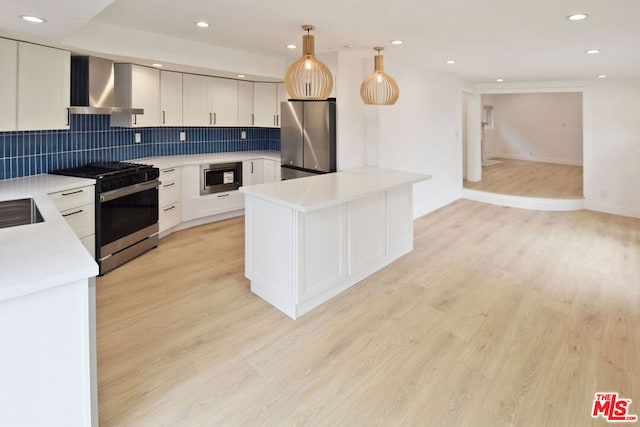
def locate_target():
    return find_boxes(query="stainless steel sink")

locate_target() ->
[0,198,45,229]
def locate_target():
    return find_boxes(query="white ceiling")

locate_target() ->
[1,0,640,83]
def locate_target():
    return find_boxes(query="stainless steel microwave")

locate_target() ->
[200,162,243,195]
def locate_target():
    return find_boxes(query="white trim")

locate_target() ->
[462,189,585,211]
[585,200,640,219]
[490,153,583,166]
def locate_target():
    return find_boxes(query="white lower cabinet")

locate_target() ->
[243,158,279,186]
[48,184,95,257]
[159,166,182,233]
[192,191,244,218]
[180,164,244,222]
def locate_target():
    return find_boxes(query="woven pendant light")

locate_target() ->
[360,47,399,105]
[284,25,334,100]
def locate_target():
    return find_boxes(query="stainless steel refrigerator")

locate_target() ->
[280,99,337,180]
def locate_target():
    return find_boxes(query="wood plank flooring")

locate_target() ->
[97,201,639,426]
[463,158,583,198]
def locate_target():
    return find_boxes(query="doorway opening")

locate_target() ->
[464,91,584,199]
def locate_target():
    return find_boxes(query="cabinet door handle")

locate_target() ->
[163,182,176,188]
[277,115,280,126]
[273,115,276,126]
[209,112,213,125]
[133,114,137,125]
[63,209,84,217]
[61,189,84,196]
[214,112,217,125]
[162,110,166,125]
[163,168,175,173]
[66,108,70,126]
[251,161,254,173]
[251,113,254,126]
[163,205,176,212]
[217,193,230,198]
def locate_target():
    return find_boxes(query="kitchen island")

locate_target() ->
[240,166,431,319]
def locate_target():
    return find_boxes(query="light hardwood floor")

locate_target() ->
[97,201,639,426]
[463,158,583,198]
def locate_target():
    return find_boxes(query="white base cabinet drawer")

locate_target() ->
[60,203,95,240]
[159,180,180,206]
[159,167,180,183]
[192,191,244,219]
[48,185,94,212]
[159,202,181,232]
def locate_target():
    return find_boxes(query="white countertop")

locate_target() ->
[0,175,98,302]
[135,151,280,169]
[239,166,431,212]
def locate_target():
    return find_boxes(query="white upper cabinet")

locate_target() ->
[210,77,238,127]
[238,80,254,126]
[17,42,70,131]
[182,74,211,126]
[112,64,161,127]
[253,82,278,128]
[183,75,239,126]
[160,70,183,126]
[0,38,17,131]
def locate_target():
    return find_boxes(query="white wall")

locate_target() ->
[335,51,368,170]
[364,60,467,218]
[585,78,640,217]
[482,92,583,165]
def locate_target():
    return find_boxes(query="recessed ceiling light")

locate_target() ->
[567,13,588,21]
[391,40,403,45]
[286,44,297,49]
[586,49,600,54]
[496,78,504,82]
[597,74,608,79]
[237,74,246,78]
[446,60,456,64]
[20,15,46,23]
[152,63,163,68]
[195,21,210,28]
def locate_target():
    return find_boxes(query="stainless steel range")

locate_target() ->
[52,162,160,274]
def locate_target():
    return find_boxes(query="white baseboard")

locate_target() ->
[585,200,640,219]
[462,189,585,211]
[488,153,583,166]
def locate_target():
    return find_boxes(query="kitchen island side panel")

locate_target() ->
[245,196,297,318]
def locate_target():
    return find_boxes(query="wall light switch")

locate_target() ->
[135,133,141,144]
[241,131,247,140]
[180,131,186,141]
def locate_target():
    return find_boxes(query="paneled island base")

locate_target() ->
[240,167,431,319]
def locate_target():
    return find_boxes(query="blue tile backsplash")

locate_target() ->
[0,115,281,180]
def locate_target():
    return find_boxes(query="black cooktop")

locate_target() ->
[51,161,160,192]
[51,162,154,179]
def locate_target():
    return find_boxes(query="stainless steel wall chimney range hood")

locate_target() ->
[69,56,144,115]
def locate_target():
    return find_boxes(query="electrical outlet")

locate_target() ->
[179,131,186,141]
[241,131,247,140]
[135,133,141,144]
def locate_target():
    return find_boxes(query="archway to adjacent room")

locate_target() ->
[463,90,584,199]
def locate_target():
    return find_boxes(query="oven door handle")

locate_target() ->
[100,179,160,203]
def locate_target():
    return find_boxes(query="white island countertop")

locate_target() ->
[0,175,99,302]
[239,166,431,212]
